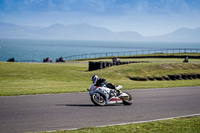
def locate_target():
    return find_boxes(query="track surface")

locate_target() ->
[0,86,200,133]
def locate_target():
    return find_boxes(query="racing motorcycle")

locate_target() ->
[87,84,133,106]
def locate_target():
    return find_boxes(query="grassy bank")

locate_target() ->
[39,115,200,133]
[0,61,200,96]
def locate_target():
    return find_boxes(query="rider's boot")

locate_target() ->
[115,86,122,96]
[116,90,122,96]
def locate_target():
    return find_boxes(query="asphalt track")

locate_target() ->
[0,86,200,133]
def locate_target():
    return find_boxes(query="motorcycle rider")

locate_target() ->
[91,75,122,95]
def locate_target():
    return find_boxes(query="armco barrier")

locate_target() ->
[64,48,200,61]
[88,61,149,71]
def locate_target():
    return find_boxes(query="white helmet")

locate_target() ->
[91,75,99,84]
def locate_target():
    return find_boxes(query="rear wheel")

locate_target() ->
[121,92,133,105]
[91,93,106,106]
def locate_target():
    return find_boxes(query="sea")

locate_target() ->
[0,39,200,62]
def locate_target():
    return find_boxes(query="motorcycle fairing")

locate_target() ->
[89,84,126,104]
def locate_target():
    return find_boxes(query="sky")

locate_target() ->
[0,0,200,36]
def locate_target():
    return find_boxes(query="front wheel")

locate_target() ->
[121,92,133,105]
[91,93,106,106]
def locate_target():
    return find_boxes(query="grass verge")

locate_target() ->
[0,60,200,96]
[39,115,200,133]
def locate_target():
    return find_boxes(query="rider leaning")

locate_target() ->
[91,75,121,95]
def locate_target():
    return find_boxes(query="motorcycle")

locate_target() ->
[87,84,133,106]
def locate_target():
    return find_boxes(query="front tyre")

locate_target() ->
[121,92,133,105]
[91,93,106,106]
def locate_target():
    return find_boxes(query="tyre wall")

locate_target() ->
[88,61,149,71]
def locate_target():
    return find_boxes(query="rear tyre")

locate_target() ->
[121,92,133,105]
[91,93,106,106]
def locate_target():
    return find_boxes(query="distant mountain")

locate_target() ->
[162,27,200,42]
[146,27,200,42]
[36,23,143,40]
[0,22,200,42]
[0,22,143,40]
[0,22,42,39]
[0,22,142,40]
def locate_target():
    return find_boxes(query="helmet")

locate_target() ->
[91,75,99,84]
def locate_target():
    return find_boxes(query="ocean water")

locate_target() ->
[0,39,200,62]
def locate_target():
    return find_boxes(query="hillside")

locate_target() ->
[0,22,143,41]
[0,22,200,42]
[0,61,200,96]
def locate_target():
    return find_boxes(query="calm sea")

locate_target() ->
[0,39,200,62]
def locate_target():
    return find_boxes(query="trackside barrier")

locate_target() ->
[64,48,200,61]
[89,61,149,71]
[129,73,200,81]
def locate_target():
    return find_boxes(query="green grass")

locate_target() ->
[39,115,200,133]
[0,62,91,96]
[0,61,200,96]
